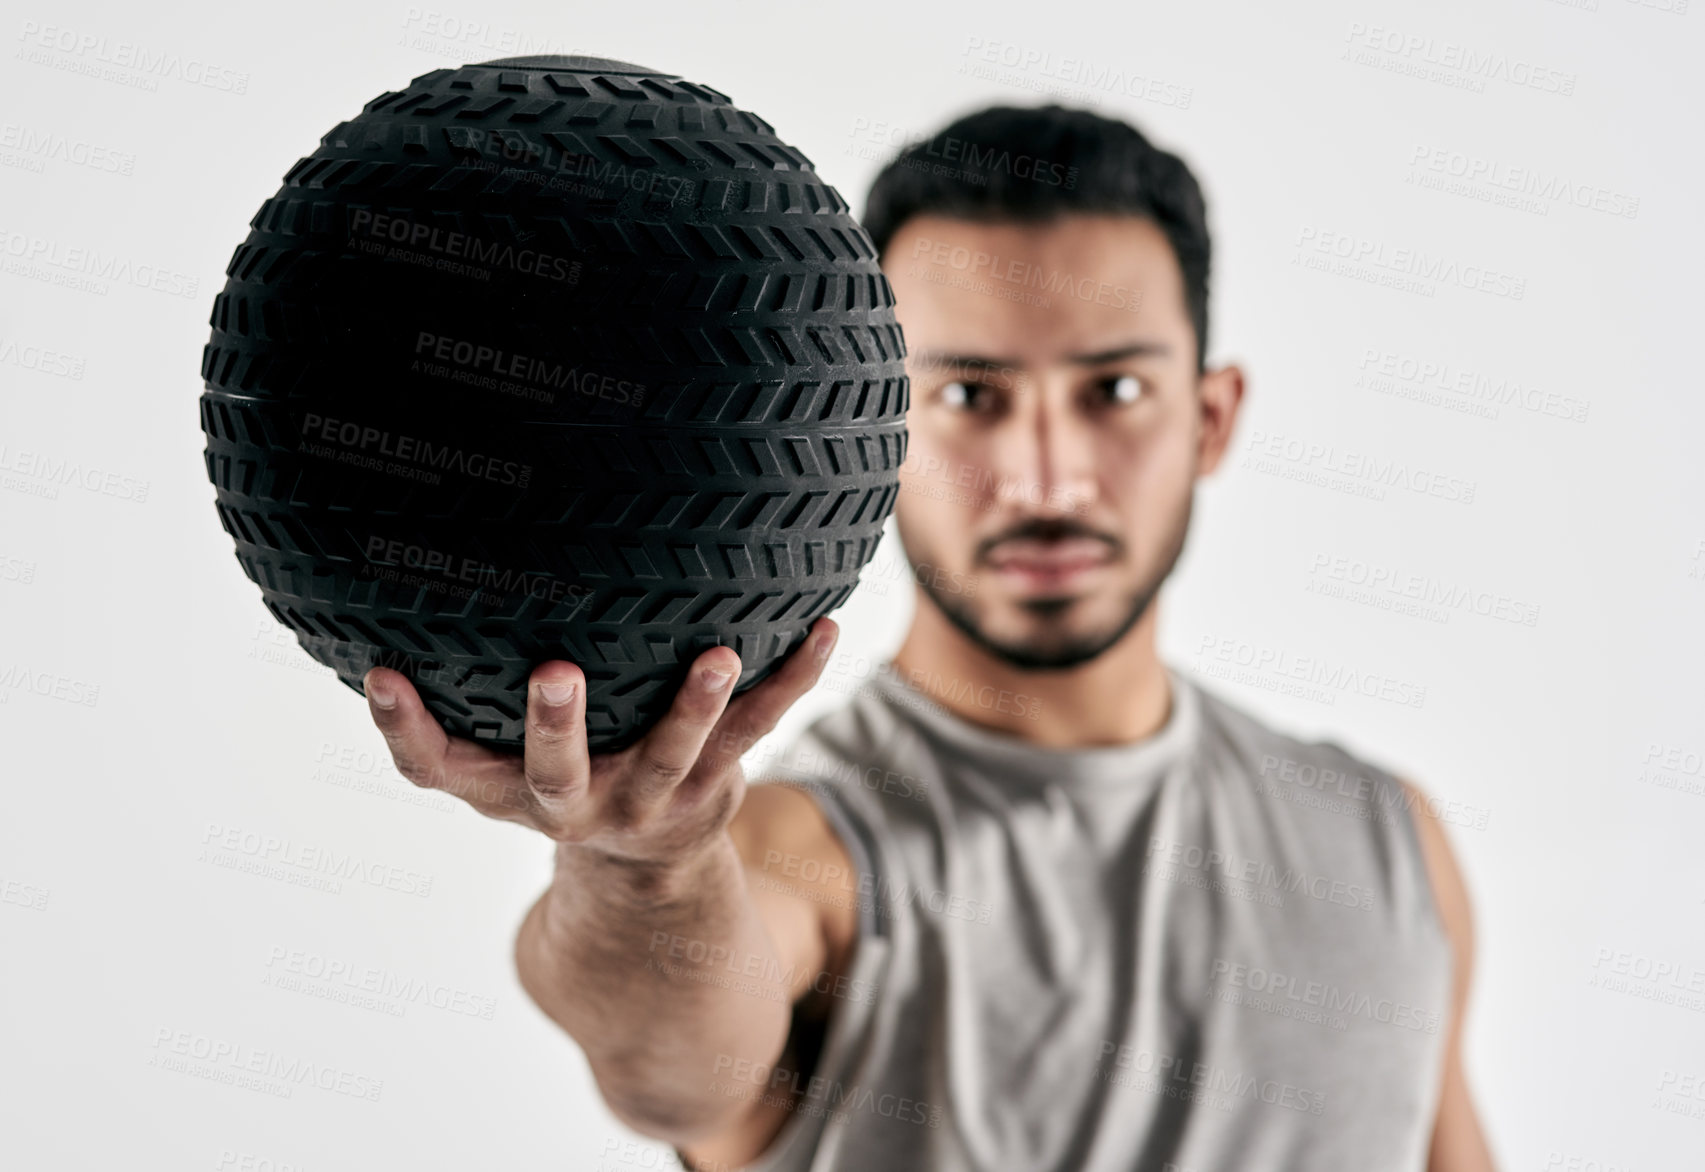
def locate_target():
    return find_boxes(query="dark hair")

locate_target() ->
[861,103,1212,373]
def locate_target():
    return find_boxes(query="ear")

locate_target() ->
[1194,362,1246,478]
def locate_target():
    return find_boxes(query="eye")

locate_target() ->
[1100,374,1145,405]
[940,379,994,411]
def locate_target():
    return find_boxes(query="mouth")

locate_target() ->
[985,537,1113,592]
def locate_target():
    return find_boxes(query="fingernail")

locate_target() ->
[815,628,838,662]
[537,680,577,706]
[368,678,396,710]
[700,665,735,691]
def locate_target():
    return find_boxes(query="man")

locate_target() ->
[363,103,1496,1170]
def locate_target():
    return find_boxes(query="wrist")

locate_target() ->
[548,833,739,924]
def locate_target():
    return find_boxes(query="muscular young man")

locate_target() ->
[364,103,1496,1171]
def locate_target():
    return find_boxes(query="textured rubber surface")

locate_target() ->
[201,54,908,751]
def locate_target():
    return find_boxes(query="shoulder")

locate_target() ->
[1186,673,1410,816]
[729,779,862,976]
[1393,781,1496,1163]
[728,776,841,858]
[1393,775,1476,989]
[749,679,934,833]
[1184,674,1459,927]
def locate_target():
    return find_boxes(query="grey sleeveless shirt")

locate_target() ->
[735,660,1453,1172]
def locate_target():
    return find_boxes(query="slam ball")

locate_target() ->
[200,54,908,751]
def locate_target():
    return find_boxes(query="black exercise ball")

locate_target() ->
[200,54,908,752]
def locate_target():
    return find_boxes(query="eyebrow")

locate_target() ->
[910,341,1171,372]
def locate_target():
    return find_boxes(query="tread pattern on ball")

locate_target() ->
[201,57,907,750]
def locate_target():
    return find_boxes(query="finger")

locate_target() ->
[621,645,743,808]
[419,742,539,821]
[705,618,839,769]
[365,667,453,782]
[523,660,590,805]
[365,667,525,813]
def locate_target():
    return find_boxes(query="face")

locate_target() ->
[883,213,1242,672]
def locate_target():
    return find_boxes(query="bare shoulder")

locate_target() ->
[728,776,844,859]
[1395,776,1475,972]
[728,778,861,980]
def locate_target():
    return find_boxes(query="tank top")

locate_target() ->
[729,659,1454,1172]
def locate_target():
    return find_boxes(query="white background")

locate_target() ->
[2,0,1702,1168]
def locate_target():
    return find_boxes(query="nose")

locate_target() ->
[993,375,1099,517]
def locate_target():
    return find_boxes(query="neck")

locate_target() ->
[885,588,1172,750]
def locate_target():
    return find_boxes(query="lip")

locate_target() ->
[986,538,1112,591]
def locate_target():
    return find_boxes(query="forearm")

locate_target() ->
[515,833,795,1142]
